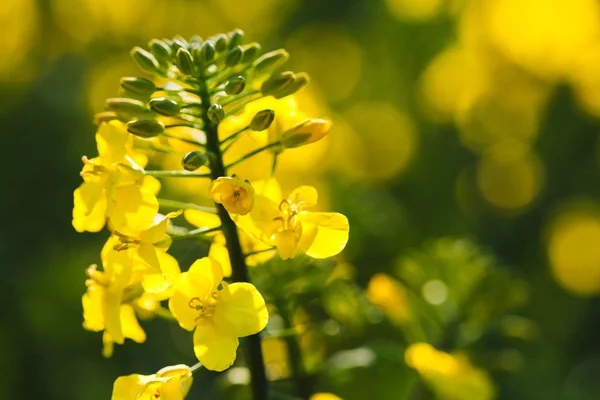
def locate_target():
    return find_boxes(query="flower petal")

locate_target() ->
[184,210,221,230]
[96,121,129,164]
[193,319,239,372]
[121,304,146,343]
[213,282,269,338]
[298,212,349,258]
[72,181,107,233]
[111,373,152,400]
[137,243,161,272]
[109,184,158,235]
[168,272,203,332]
[142,252,180,299]
[288,186,318,209]
[208,240,233,278]
[82,284,104,332]
[188,257,223,294]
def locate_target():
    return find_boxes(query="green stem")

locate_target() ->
[221,126,249,145]
[172,225,222,241]
[220,89,260,107]
[244,247,276,258]
[279,304,312,399]
[198,75,269,400]
[160,131,205,147]
[226,142,281,170]
[190,361,204,374]
[158,198,217,214]
[225,94,264,117]
[144,170,211,178]
[154,306,177,321]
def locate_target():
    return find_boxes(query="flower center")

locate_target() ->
[112,231,141,251]
[188,292,219,321]
[273,199,301,232]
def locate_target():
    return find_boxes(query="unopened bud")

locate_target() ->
[148,39,172,66]
[105,98,153,119]
[207,104,225,124]
[120,77,156,96]
[228,29,245,49]
[94,111,120,125]
[127,119,165,138]
[280,119,331,148]
[253,49,289,78]
[130,47,161,75]
[181,151,207,171]
[171,36,189,52]
[189,35,203,49]
[149,97,181,116]
[214,34,228,52]
[274,72,309,99]
[225,46,243,67]
[250,110,275,131]
[224,76,246,95]
[260,71,295,96]
[241,43,261,65]
[201,41,215,62]
[176,48,195,75]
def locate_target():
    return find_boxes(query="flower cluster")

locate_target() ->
[73,30,349,398]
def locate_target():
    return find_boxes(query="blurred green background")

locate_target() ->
[2,0,600,399]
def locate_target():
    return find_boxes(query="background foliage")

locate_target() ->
[2,0,600,399]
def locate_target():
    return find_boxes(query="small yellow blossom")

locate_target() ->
[209,176,255,215]
[111,364,193,400]
[236,183,349,260]
[112,211,182,272]
[169,257,268,371]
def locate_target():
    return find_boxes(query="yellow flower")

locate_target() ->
[280,118,332,149]
[72,121,159,233]
[112,211,182,272]
[112,364,193,400]
[168,257,268,371]
[236,183,349,260]
[405,343,496,400]
[310,394,343,400]
[209,176,255,215]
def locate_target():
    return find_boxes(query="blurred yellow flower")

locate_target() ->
[168,258,268,371]
[405,343,495,400]
[367,273,412,326]
[112,364,193,400]
[236,183,349,260]
[209,176,255,215]
[310,394,343,400]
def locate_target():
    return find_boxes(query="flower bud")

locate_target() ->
[127,119,165,138]
[209,176,254,215]
[149,97,181,116]
[241,43,261,65]
[274,72,309,99]
[171,36,189,52]
[214,34,228,52]
[228,29,245,49]
[130,47,161,75]
[224,76,246,95]
[253,49,289,78]
[260,71,295,96]
[148,39,172,66]
[280,119,331,148]
[200,41,215,62]
[120,77,156,96]
[181,151,207,171]
[189,35,203,49]
[250,110,275,131]
[207,104,225,124]
[225,46,243,67]
[176,48,195,75]
[105,98,154,119]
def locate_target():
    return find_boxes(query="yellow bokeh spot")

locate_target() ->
[286,24,362,103]
[476,145,543,211]
[385,0,445,22]
[337,102,417,181]
[261,337,290,381]
[0,0,38,82]
[367,273,411,325]
[483,0,600,79]
[547,205,600,297]
[310,394,343,400]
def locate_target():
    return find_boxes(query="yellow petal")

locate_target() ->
[184,209,222,230]
[96,121,129,164]
[72,181,107,233]
[159,376,185,400]
[102,285,124,344]
[137,243,161,272]
[288,186,318,209]
[82,284,104,332]
[208,241,233,278]
[143,175,161,196]
[213,282,269,338]
[240,229,276,266]
[252,177,282,203]
[235,194,280,243]
[275,229,300,260]
[169,273,202,331]
[209,176,255,215]
[187,257,223,294]
[193,319,239,372]
[298,212,349,258]
[109,184,158,235]
[111,373,153,400]
[142,252,180,299]
[121,304,146,343]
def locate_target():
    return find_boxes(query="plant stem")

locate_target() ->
[171,225,222,241]
[226,142,281,170]
[160,131,205,147]
[244,247,276,258]
[190,361,204,374]
[144,170,211,178]
[279,303,312,399]
[197,75,269,400]
[158,198,217,214]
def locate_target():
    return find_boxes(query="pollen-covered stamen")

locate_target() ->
[112,231,142,251]
[80,156,110,177]
[188,294,218,321]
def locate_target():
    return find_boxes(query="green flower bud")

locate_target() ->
[93,111,120,125]
[105,98,154,119]
[260,71,295,96]
[201,41,215,62]
[171,36,189,52]
[189,35,203,49]
[120,77,156,96]
[149,97,181,116]
[224,76,246,95]
[181,151,207,171]
[225,46,243,67]
[274,72,309,99]
[214,34,228,52]
[228,29,245,49]
[241,43,261,65]
[207,104,225,124]
[176,48,195,75]
[250,110,275,131]
[253,49,289,78]
[148,39,172,66]
[280,119,331,148]
[127,119,165,138]
[130,47,161,75]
